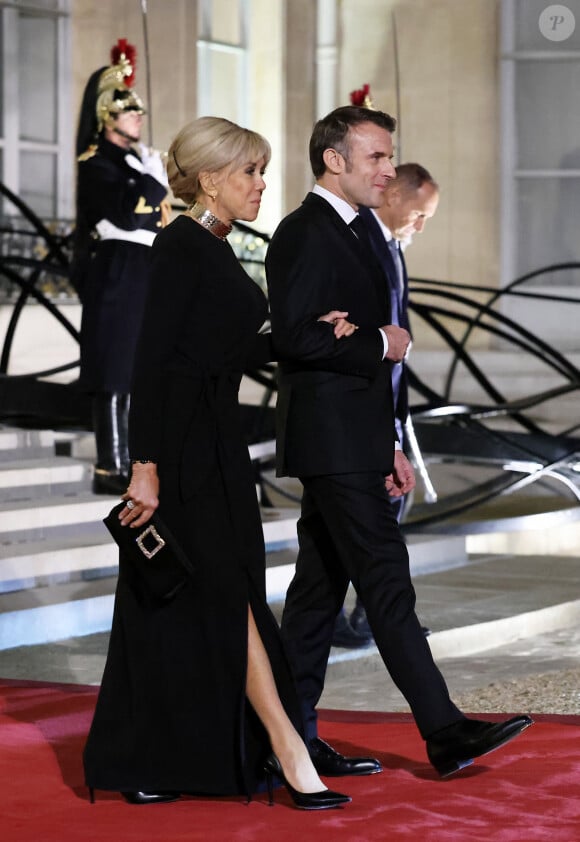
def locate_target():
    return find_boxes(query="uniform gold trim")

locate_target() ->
[135,196,153,214]
[78,144,98,163]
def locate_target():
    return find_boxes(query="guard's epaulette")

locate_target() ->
[77,144,98,162]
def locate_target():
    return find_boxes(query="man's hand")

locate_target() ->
[384,450,415,497]
[381,325,411,362]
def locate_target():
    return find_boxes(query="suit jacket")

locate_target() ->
[266,192,396,478]
[359,205,410,428]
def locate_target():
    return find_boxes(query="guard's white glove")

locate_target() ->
[137,144,168,187]
[125,152,146,174]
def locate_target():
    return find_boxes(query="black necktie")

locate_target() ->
[349,214,369,245]
[349,214,388,313]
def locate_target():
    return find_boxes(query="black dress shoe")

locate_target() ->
[426,715,534,777]
[264,754,351,810]
[350,604,431,639]
[92,469,129,495]
[121,790,181,805]
[309,737,382,777]
[332,611,373,649]
[349,604,373,641]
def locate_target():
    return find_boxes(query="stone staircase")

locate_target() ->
[0,423,468,651]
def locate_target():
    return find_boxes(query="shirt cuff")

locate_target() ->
[379,328,389,359]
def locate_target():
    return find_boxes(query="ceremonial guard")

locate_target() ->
[73,40,169,494]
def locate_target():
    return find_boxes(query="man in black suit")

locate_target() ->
[339,163,440,645]
[266,105,532,778]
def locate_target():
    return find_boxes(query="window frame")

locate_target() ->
[500,0,580,287]
[0,0,72,220]
[196,0,249,125]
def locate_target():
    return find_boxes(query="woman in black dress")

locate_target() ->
[83,117,352,810]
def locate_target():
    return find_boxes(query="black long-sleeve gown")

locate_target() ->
[83,215,301,797]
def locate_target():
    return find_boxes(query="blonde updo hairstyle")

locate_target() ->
[167,116,271,206]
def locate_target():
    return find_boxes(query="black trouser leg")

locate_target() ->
[284,472,463,740]
[92,392,130,495]
[351,493,405,623]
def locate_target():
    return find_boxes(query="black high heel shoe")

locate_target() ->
[88,787,180,805]
[263,754,351,810]
[122,791,181,805]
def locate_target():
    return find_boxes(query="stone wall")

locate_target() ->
[339,0,499,292]
[70,0,503,351]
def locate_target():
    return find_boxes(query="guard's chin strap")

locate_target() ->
[112,126,140,144]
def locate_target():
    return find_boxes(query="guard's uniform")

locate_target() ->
[77,138,166,393]
[73,39,169,494]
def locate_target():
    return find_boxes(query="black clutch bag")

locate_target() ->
[103,502,195,602]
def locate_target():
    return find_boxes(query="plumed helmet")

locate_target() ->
[349,83,375,110]
[76,39,146,157]
[96,39,145,130]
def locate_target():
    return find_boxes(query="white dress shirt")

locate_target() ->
[311,186,389,358]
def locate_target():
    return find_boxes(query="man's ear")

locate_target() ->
[322,147,345,175]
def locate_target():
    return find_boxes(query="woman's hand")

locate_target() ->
[119,462,160,528]
[318,309,359,339]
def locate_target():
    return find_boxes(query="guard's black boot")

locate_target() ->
[116,392,131,478]
[92,392,130,495]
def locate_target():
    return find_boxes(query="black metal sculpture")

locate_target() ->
[405,267,580,532]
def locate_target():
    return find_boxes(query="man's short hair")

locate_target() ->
[394,162,439,193]
[309,105,397,178]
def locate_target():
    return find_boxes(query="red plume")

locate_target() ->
[350,84,371,107]
[111,38,137,87]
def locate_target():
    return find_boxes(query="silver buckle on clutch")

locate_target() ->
[136,525,166,559]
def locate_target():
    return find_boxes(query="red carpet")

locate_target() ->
[2,679,580,842]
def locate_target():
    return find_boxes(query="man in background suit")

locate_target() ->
[266,105,532,779]
[335,163,440,646]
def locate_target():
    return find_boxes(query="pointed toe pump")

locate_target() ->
[263,754,351,810]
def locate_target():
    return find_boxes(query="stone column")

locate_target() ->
[283,0,317,214]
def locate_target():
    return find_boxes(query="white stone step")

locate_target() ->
[0,495,298,543]
[0,486,466,587]
[0,528,117,593]
[0,531,467,649]
[0,492,116,538]
[262,533,467,604]
[0,500,301,589]
[0,457,90,492]
[0,577,116,650]
[0,426,55,462]
[261,506,299,548]
[0,421,469,651]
